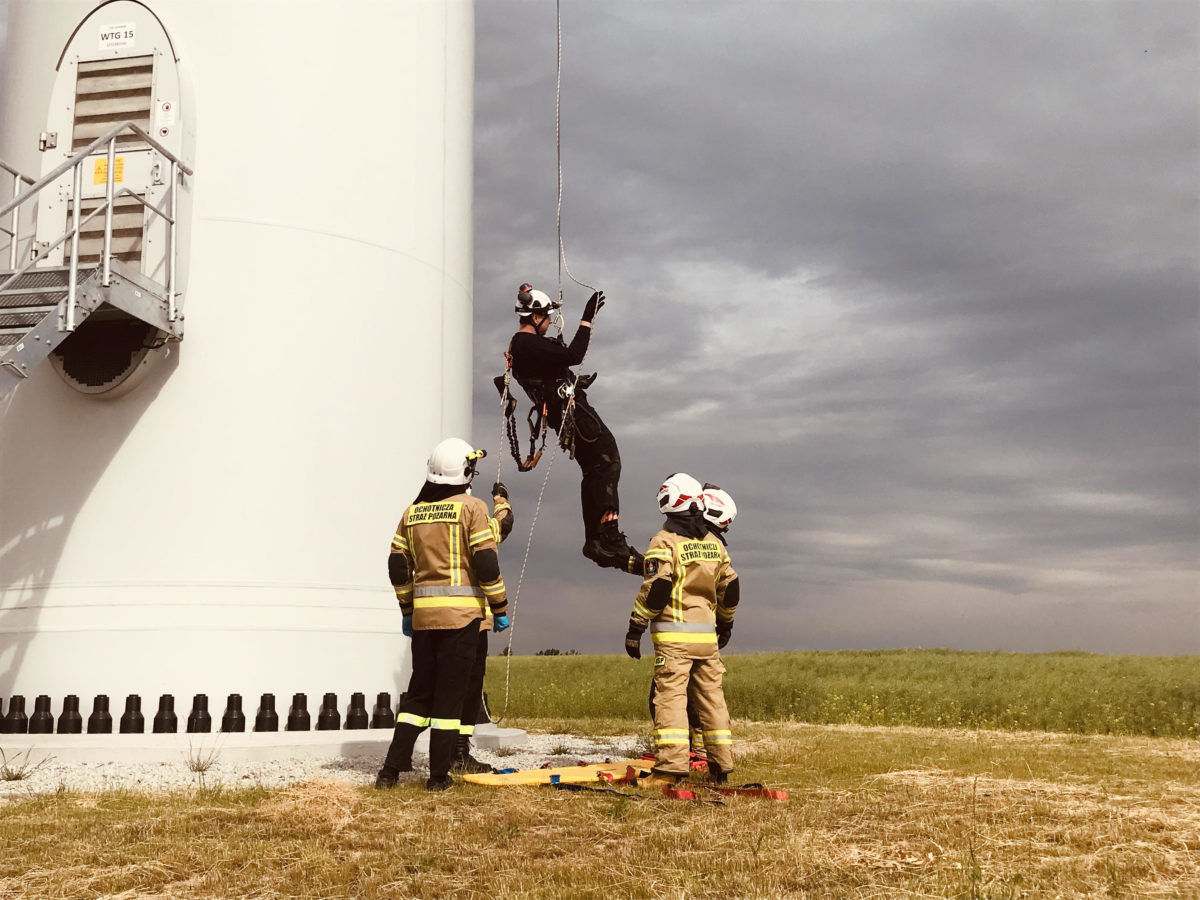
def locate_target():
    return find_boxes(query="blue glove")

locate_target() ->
[402,615,413,638]
[493,614,511,633]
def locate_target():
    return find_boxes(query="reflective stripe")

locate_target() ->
[651,632,718,644]
[650,621,715,633]
[458,724,475,735]
[468,529,493,546]
[414,597,487,610]
[450,524,461,586]
[633,601,654,621]
[397,712,429,727]
[394,585,413,598]
[391,535,408,550]
[413,585,484,598]
[430,717,460,732]
[654,736,689,745]
[654,728,688,738]
[481,581,506,596]
[645,549,671,561]
[703,730,731,739]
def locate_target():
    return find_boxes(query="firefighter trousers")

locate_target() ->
[650,650,732,776]
[457,627,490,733]
[648,679,705,755]
[383,620,481,780]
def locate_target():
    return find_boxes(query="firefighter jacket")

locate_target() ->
[629,526,738,659]
[390,492,508,631]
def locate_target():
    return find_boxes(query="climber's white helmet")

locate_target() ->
[657,472,704,516]
[426,438,486,485]
[515,284,561,318]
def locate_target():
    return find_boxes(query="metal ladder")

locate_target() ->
[0,121,193,399]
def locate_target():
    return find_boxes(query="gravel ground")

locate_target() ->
[0,733,646,799]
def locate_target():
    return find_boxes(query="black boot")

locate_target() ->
[706,764,729,785]
[375,767,400,789]
[582,528,634,571]
[451,734,492,774]
[426,774,453,792]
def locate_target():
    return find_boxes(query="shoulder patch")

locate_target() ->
[644,558,660,577]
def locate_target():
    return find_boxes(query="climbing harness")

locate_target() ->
[498,357,551,473]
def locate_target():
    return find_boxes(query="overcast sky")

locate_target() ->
[471,1,1199,657]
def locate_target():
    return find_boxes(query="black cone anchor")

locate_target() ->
[87,695,112,734]
[255,694,279,732]
[371,692,395,729]
[345,692,368,729]
[187,694,212,733]
[58,695,83,734]
[153,695,178,733]
[222,694,246,732]
[316,693,340,730]
[3,695,28,734]
[119,695,145,734]
[30,695,54,734]
[287,693,310,731]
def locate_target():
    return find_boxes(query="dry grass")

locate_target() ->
[0,721,1196,898]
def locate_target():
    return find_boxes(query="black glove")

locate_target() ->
[581,290,605,324]
[717,624,732,650]
[624,627,642,660]
[492,482,508,500]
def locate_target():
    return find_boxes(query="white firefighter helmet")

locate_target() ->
[514,283,561,318]
[701,487,737,530]
[426,438,486,485]
[657,472,704,515]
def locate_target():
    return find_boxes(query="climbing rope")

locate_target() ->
[494,440,560,724]
[555,0,597,303]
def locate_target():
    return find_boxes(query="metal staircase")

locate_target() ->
[0,121,192,399]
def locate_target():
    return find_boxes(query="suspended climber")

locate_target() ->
[496,284,642,574]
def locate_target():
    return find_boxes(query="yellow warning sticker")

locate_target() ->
[92,157,125,185]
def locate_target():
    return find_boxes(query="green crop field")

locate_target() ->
[485,648,1200,737]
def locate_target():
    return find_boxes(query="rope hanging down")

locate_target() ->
[493,442,559,724]
[555,0,597,303]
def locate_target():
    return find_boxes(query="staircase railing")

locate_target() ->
[0,121,194,331]
[0,160,35,272]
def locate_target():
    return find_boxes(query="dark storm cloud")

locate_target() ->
[472,1,1199,656]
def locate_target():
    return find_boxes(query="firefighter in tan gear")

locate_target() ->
[377,438,509,792]
[625,473,740,788]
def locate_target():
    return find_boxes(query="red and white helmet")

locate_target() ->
[657,472,703,515]
[701,487,737,530]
